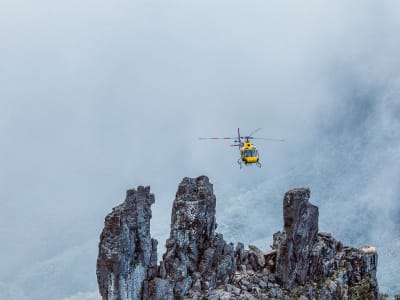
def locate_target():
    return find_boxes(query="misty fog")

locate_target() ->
[1,1,399,299]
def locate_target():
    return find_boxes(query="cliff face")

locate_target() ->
[97,176,380,300]
[271,188,379,299]
[274,188,319,289]
[96,186,158,300]
[161,176,236,296]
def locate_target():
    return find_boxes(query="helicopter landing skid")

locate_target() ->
[237,159,243,169]
[237,160,261,168]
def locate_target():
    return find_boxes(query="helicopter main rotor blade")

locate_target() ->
[247,128,262,137]
[250,137,285,142]
[199,137,235,140]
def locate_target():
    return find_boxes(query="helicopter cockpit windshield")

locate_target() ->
[243,149,258,157]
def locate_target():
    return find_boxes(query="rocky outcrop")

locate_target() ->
[96,176,381,300]
[270,188,379,299]
[274,188,319,289]
[161,176,236,296]
[96,186,158,300]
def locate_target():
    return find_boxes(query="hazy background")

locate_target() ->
[1,1,399,299]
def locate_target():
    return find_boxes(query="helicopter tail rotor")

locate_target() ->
[234,128,242,152]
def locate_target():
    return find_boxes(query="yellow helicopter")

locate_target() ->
[199,128,284,168]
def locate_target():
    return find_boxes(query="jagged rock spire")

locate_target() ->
[96,178,381,300]
[96,186,157,300]
[161,176,236,296]
[274,188,319,288]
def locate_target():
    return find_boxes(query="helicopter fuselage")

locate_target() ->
[240,141,259,164]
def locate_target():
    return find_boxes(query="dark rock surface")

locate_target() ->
[162,176,236,296]
[96,176,381,299]
[274,188,319,288]
[96,186,157,300]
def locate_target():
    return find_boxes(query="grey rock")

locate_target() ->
[247,245,265,271]
[192,278,201,292]
[274,188,318,289]
[162,176,236,295]
[96,186,157,300]
[96,179,381,300]
[148,278,173,300]
[259,280,268,289]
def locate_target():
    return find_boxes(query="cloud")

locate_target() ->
[14,240,98,300]
[60,291,100,300]
[0,282,29,300]
[1,0,399,297]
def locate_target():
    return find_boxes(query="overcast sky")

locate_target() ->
[1,1,399,299]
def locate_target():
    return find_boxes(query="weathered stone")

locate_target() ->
[96,186,157,300]
[274,188,319,289]
[162,176,236,295]
[248,245,265,271]
[96,179,381,300]
[148,278,174,300]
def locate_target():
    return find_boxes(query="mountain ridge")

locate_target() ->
[96,175,381,299]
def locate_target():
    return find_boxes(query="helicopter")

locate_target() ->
[199,128,284,168]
